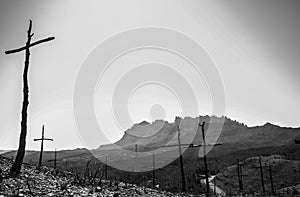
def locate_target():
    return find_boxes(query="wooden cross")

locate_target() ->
[47,149,57,169]
[252,156,268,193]
[34,125,53,166]
[236,159,249,192]
[163,118,222,196]
[223,160,249,193]
[198,121,222,197]
[199,121,210,196]
[5,20,55,174]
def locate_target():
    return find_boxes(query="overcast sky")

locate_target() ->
[0,0,300,150]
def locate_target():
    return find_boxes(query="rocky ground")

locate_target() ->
[0,156,193,197]
[216,155,300,196]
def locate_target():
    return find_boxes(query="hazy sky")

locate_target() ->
[0,0,299,150]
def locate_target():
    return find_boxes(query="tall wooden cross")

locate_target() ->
[198,121,222,197]
[5,20,55,174]
[34,125,54,166]
[199,122,209,195]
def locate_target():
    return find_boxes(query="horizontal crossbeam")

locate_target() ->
[252,165,268,169]
[5,37,55,54]
[162,142,222,148]
[34,138,53,141]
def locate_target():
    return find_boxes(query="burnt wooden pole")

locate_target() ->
[200,122,210,196]
[34,125,54,166]
[54,149,57,169]
[259,156,266,192]
[105,155,108,179]
[237,159,248,192]
[269,165,275,195]
[135,144,140,185]
[237,159,242,192]
[5,20,55,174]
[175,117,186,193]
[152,153,156,189]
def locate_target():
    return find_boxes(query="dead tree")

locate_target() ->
[5,20,55,174]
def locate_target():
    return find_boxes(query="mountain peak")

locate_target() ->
[263,122,277,127]
[138,120,150,126]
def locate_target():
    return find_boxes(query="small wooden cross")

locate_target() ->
[252,156,268,193]
[34,125,53,166]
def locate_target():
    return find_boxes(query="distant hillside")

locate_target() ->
[0,150,10,155]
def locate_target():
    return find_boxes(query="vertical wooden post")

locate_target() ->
[237,159,242,192]
[200,122,209,196]
[34,125,53,166]
[135,144,139,185]
[269,165,275,195]
[175,117,186,193]
[8,20,33,174]
[152,153,156,189]
[39,125,44,166]
[259,156,266,192]
[105,155,108,179]
[54,149,57,169]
